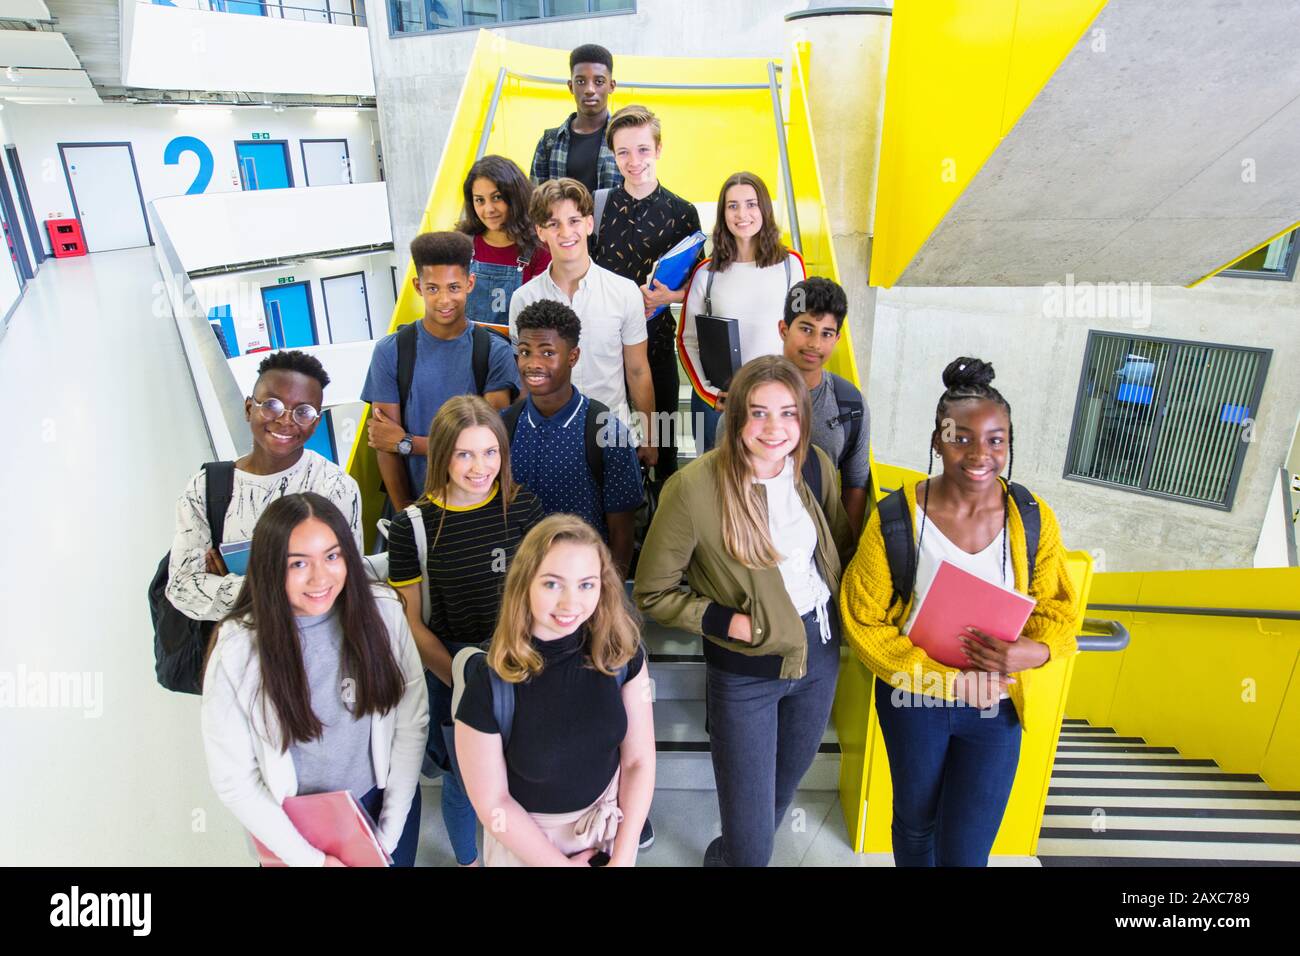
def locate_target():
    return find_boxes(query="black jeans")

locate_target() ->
[704,604,841,867]
[645,311,679,481]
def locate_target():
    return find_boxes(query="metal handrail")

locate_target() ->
[502,70,772,91]
[1077,617,1130,652]
[476,67,508,161]
[767,61,801,255]
[1088,603,1300,622]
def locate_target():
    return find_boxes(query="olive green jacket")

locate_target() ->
[633,447,856,680]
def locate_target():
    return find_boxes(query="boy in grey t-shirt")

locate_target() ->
[779,278,871,536]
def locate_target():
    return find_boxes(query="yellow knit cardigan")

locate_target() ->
[838,478,1080,731]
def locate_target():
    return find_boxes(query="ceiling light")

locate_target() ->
[5,67,19,83]
[273,102,285,113]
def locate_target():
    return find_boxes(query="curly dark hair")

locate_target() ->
[410,231,472,274]
[515,298,582,349]
[570,43,613,74]
[256,349,330,390]
[783,277,847,330]
[455,155,539,259]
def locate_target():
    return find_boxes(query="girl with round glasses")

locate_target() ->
[166,351,364,624]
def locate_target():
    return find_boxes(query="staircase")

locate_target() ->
[1038,719,1300,866]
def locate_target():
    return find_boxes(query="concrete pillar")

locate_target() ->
[784,2,891,392]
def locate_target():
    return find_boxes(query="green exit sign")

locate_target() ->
[251,132,271,140]
[277,276,296,284]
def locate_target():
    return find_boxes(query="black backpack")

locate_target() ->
[826,374,865,473]
[395,320,496,428]
[877,481,1041,606]
[501,394,608,487]
[148,461,236,695]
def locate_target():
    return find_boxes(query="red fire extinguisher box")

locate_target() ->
[46,219,86,258]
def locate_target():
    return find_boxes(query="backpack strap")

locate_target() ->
[202,461,236,548]
[704,267,716,315]
[800,449,823,503]
[783,253,791,291]
[877,488,916,606]
[502,397,527,443]
[395,321,419,430]
[584,397,608,488]
[487,666,516,750]
[1007,481,1041,580]
[403,501,431,625]
[827,374,865,472]
[592,188,612,243]
[470,322,491,396]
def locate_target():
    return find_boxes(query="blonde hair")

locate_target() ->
[606,104,661,150]
[529,177,593,223]
[714,356,813,568]
[488,514,641,683]
[422,394,518,547]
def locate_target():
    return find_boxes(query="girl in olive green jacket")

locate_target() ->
[634,356,855,867]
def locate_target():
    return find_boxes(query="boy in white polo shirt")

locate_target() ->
[509,177,658,468]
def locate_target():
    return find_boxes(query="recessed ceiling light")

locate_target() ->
[5,67,19,83]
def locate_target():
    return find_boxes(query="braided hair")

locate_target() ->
[918,357,1016,587]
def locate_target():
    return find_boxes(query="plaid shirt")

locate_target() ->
[530,112,623,191]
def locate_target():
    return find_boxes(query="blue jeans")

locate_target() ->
[704,605,841,867]
[872,676,1022,866]
[425,647,481,866]
[691,390,722,454]
[358,784,422,867]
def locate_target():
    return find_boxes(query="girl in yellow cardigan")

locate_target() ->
[839,357,1079,866]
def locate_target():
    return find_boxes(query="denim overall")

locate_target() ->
[466,251,531,325]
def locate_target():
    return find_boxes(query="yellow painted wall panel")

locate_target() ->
[1261,654,1300,790]
[871,0,1108,287]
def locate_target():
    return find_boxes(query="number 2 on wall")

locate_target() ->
[164,136,214,195]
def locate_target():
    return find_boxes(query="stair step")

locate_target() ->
[648,661,705,701]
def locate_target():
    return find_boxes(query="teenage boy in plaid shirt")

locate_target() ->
[531,44,623,195]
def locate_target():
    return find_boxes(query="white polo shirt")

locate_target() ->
[509,259,647,420]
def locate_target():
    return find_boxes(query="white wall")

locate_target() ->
[153,180,391,272]
[189,249,398,354]
[124,1,374,96]
[1,101,381,255]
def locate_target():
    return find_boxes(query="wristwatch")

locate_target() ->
[396,433,414,456]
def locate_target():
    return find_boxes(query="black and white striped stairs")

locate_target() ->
[1038,718,1300,865]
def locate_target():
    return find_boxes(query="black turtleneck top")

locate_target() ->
[455,630,646,814]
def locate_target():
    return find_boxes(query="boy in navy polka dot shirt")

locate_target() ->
[506,299,645,577]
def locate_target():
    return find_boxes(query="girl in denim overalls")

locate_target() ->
[455,156,551,327]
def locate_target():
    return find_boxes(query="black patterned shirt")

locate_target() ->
[592,184,701,289]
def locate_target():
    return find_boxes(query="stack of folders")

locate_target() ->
[906,560,1037,668]
[252,790,392,867]
[218,540,251,576]
[646,230,707,321]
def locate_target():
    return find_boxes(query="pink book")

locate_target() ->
[252,791,392,867]
[907,559,1037,669]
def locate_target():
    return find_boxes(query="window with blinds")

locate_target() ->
[1064,333,1271,509]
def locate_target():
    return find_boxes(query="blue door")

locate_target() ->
[261,282,318,348]
[236,141,293,191]
[304,409,338,463]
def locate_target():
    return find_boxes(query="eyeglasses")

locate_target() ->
[249,396,320,427]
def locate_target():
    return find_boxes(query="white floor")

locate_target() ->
[0,249,251,865]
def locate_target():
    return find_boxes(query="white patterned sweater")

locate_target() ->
[166,450,363,621]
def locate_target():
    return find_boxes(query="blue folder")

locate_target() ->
[646,231,706,320]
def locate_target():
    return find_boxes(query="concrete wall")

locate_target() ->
[868,275,1300,571]
[361,0,796,260]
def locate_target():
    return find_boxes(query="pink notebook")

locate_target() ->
[252,791,392,867]
[908,559,1037,668]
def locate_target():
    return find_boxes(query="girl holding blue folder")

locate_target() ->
[201,494,427,867]
[838,358,1080,867]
